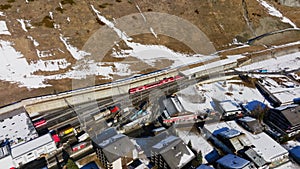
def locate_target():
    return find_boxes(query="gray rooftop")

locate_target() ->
[244,148,267,167]
[93,127,135,163]
[11,133,54,158]
[152,135,195,169]
[276,105,300,126]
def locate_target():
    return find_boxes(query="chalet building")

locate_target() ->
[92,128,136,169]
[150,135,195,169]
[265,104,300,137]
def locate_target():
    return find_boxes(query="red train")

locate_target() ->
[32,118,47,128]
[163,114,198,124]
[129,75,183,94]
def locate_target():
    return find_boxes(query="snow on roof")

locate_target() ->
[152,135,179,149]
[238,116,256,123]
[176,129,214,163]
[11,133,54,158]
[275,104,298,111]
[152,127,166,133]
[204,121,288,162]
[220,100,241,112]
[178,145,195,168]
[176,86,207,113]
[216,154,250,169]
[274,161,300,169]
[98,134,125,147]
[0,112,38,146]
[0,21,11,35]
[282,140,300,150]
[273,89,300,104]
[0,155,15,169]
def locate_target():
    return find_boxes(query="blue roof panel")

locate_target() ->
[212,127,229,136]
[216,154,250,169]
[245,100,267,112]
[218,129,241,139]
[289,146,300,163]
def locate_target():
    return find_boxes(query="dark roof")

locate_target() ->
[92,128,135,163]
[92,128,118,145]
[204,149,220,164]
[152,135,195,169]
[0,107,27,120]
[80,161,100,169]
[128,159,143,169]
[163,98,178,116]
[135,131,171,157]
[216,154,250,169]
[243,148,267,167]
[103,135,135,162]
[277,105,300,126]
[237,117,263,134]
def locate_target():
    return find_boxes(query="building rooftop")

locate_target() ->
[216,154,250,169]
[244,100,267,112]
[0,145,10,159]
[11,133,54,158]
[93,127,135,163]
[237,116,263,134]
[218,129,241,139]
[0,108,38,146]
[289,146,300,162]
[163,97,180,116]
[274,105,300,126]
[204,121,288,162]
[92,127,118,145]
[243,148,267,167]
[238,116,256,123]
[219,100,242,112]
[196,164,214,169]
[152,135,195,169]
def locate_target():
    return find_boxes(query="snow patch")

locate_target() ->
[17,19,28,32]
[36,49,54,58]
[0,40,71,88]
[257,0,298,28]
[59,34,90,60]
[27,36,40,47]
[0,21,11,35]
[49,12,53,20]
[237,51,300,72]
[149,27,158,38]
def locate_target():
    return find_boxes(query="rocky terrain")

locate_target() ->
[0,0,300,107]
